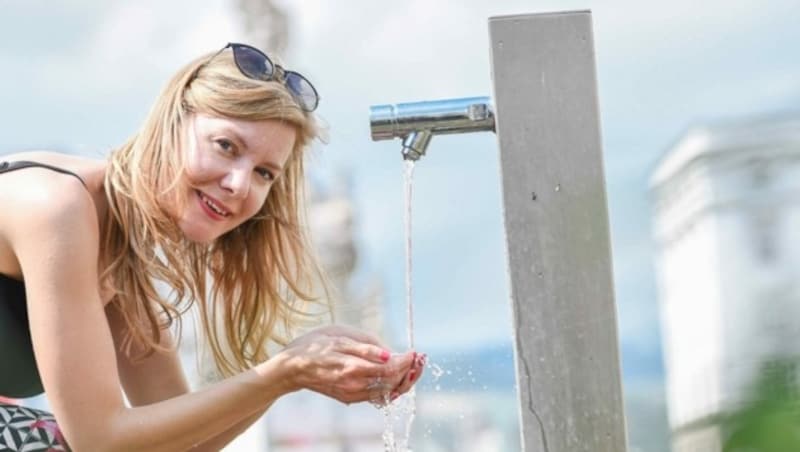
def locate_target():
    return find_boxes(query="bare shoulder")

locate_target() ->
[0,151,105,273]
[0,161,100,276]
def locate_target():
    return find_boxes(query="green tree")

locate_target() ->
[722,359,800,452]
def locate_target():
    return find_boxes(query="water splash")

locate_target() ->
[381,401,397,451]
[430,362,445,380]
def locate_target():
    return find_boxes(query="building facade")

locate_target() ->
[650,114,800,451]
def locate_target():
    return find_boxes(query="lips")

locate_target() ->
[196,190,232,218]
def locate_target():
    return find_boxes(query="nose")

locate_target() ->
[220,165,251,199]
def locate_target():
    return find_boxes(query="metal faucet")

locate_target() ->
[369,96,496,161]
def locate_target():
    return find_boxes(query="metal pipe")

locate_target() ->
[369,97,495,161]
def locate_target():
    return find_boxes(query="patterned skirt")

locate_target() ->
[0,402,70,451]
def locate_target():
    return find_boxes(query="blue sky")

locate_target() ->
[2,0,799,391]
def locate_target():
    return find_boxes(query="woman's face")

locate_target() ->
[175,113,297,243]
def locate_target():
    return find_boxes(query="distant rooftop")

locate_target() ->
[650,112,800,189]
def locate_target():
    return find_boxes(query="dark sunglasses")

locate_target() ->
[206,42,320,112]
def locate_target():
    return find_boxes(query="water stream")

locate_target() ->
[401,159,417,450]
[404,161,415,363]
[381,159,417,451]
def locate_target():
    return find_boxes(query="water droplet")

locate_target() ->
[498,41,504,49]
[554,184,561,192]
[430,363,445,380]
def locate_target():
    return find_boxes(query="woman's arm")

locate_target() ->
[10,179,286,451]
[107,309,272,452]
[189,407,269,452]
[11,177,420,452]
[107,309,190,406]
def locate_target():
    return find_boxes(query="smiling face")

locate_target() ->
[175,113,297,243]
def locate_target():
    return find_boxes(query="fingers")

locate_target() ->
[328,350,418,405]
[334,337,416,379]
[336,336,392,364]
[391,353,427,400]
[339,352,425,405]
[344,348,415,382]
[287,325,426,405]
[382,350,415,379]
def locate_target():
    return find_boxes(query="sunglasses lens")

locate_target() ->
[232,45,273,81]
[285,71,319,111]
[225,43,318,111]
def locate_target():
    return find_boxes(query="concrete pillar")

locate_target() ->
[489,11,627,451]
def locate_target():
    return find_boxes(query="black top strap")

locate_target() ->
[0,160,88,189]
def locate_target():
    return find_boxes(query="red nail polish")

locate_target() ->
[408,370,416,381]
[380,350,391,362]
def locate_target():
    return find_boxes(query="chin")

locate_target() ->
[178,219,225,244]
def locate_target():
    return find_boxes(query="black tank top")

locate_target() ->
[0,160,88,398]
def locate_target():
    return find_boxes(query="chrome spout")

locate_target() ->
[401,130,433,161]
[369,97,495,161]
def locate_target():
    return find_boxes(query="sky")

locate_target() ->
[2,0,799,398]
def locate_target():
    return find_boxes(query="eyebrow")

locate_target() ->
[222,127,284,173]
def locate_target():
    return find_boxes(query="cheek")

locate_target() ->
[243,187,271,217]
[184,145,225,182]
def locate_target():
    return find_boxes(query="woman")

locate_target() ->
[0,43,424,451]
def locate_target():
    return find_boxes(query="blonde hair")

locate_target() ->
[102,49,329,376]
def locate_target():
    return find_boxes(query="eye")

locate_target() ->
[255,167,275,182]
[215,138,236,154]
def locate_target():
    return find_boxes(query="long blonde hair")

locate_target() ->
[102,48,328,376]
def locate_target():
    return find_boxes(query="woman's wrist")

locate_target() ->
[254,350,301,396]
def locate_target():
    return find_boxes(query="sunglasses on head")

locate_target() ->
[206,42,320,112]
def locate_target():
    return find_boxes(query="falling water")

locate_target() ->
[401,160,417,451]
[382,159,418,452]
[404,160,415,351]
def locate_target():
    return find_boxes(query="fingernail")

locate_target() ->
[408,370,416,381]
[380,350,391,362]
[391,391,400,401]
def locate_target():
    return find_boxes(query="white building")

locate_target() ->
[649,114,800,451]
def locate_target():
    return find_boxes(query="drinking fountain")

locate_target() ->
[368,11,628,452]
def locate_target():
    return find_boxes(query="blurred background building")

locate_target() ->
[650,114,800,451]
